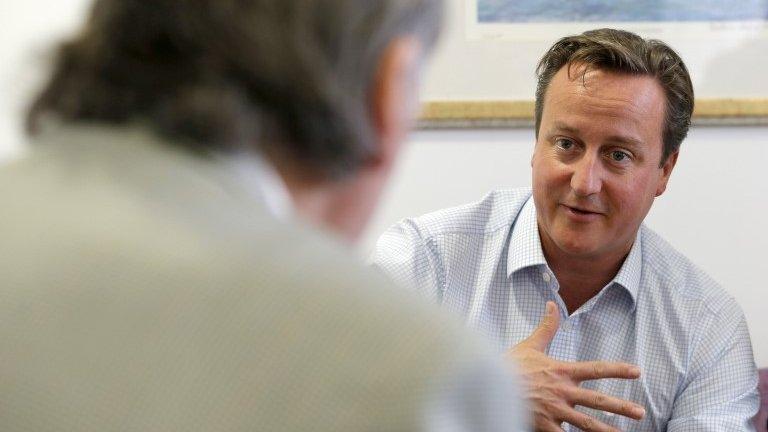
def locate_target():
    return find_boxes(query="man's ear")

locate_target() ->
[655,150,679,197]
[368,36,422,168]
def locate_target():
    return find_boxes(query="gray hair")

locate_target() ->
[27,0,444,178]
[534,28,694,165]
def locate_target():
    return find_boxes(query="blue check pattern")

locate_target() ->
[372,188,759,431]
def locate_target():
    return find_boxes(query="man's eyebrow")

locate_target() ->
[549,121,644,148]
[549,121,578,135]
[604,135,643,148]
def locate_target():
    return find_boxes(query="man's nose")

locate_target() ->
[570,152,603,197]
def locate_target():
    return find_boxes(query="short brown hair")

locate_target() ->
[26,0,443,179]
[534,28,694,165]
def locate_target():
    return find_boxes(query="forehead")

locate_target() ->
[541,64,666,144]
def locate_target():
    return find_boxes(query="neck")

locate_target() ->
[288,182,360,244]
[268,156,382,246]
[539,228,631,314]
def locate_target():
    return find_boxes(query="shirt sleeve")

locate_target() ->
[369,219,444,304]
[666,299,759,431]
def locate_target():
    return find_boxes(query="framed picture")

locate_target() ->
[418,0,768,127]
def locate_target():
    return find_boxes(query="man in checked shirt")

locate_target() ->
[373,28,759,432]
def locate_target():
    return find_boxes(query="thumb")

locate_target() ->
[523,301,560,352]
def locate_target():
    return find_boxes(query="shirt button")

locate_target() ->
[542,272,551,283]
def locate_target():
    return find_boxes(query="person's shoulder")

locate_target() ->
[0,175,503,430]
[405,187,532,240]
[640,226,738,317]
[230,224,503,405]
[267,224,476,343]
[238,232,523,428]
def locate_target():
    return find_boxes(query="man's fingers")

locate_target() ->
[569,360,641,382]
[565,386,646,420]
[554,404,621,432]
[535,420,566,432]
[522,301,560,352]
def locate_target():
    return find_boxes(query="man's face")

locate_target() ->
[532,64,678,261]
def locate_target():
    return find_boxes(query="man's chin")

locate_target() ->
[549,231,605,258]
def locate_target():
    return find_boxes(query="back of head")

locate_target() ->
[27,0,443,179]
[534,28,694,164]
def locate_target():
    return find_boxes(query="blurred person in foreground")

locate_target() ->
[0,1,528,431]
[373,28,758,431]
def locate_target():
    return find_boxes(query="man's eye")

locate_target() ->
[555,138,574,150]
[610,150,630,162]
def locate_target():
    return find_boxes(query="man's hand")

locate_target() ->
[505,302,645,432]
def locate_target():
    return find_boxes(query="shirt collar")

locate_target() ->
[32,118,294,221]
[611,230,642,307]
[506,196,547,276]
[216,151,293,221]
[505,195,642,307]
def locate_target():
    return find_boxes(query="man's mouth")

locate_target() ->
[569,206,596,214]
[561,204,604,218]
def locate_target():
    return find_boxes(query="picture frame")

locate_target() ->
[418,0,768,128]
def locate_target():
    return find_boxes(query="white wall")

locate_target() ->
[3,0,767,366]
[0,0,92,161]
[363,127,768,366]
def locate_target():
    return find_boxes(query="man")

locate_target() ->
[0,1,527,431]
[373,29,758,431]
